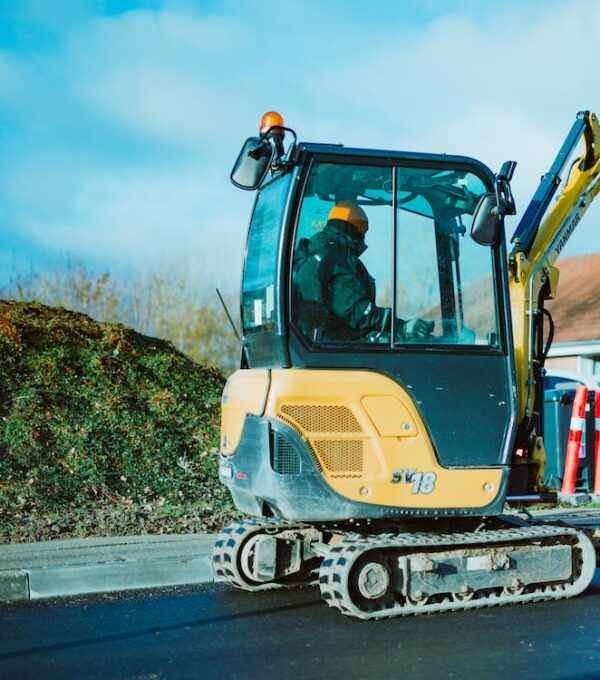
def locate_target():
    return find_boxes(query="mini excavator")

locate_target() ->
[212,110,600,619]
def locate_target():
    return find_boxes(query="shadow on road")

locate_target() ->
[0,594,324,661]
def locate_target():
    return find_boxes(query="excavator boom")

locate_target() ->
[508,112,600,480]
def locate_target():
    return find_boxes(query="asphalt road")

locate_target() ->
[2,573,600,680]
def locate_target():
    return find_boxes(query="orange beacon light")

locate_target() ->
[260,111,285,135]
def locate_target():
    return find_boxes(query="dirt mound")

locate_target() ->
[0,300,236,542]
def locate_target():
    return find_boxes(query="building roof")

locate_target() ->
[546,252,600,344]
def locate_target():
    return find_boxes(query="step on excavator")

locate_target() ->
[212,110,600,619]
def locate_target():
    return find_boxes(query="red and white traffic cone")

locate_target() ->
[593,390,600,495]
[562,385,588,495]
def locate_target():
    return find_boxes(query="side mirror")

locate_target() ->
[231,137,275,190]
[471,192,501,246]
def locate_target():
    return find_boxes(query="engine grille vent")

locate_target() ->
[272,434,301,475]
[312,439,363,477]
[279,404,362,433]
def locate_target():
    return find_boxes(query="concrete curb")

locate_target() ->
[557,492,591,507]
[0,533,217,603]
[0,570,29,602]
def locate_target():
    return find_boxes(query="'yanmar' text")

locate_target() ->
[554,213,581,255]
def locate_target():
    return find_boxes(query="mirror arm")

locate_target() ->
[470,160,516,246]
[258,125,298,146]
[493,161,517,218]
[259,126,298,174]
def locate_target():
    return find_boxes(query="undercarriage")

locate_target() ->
[212,516,597,620]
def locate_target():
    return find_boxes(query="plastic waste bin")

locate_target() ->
[543,388,596,492]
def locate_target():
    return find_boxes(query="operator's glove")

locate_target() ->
[404,318,435,340]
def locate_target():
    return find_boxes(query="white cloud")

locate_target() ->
[2,0,600,294]
[8,164,249,291]
[81,64,221,145]
[73,10,255,148]
[282,0,600,253]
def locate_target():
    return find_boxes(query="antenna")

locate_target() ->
[216,288,241,343]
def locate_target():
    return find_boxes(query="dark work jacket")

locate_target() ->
[292,219,391,341]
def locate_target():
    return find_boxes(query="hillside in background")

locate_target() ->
[0,300,237,543]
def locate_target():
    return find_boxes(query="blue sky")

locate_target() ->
[1,0,600,292]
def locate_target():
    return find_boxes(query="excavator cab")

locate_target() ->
[221,113,520,521]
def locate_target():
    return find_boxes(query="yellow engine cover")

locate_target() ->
[221,368,503,510]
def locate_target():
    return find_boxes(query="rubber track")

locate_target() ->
[212,518,312,591]
[318,525,596,620]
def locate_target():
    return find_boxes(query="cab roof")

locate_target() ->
[296,142,496,181]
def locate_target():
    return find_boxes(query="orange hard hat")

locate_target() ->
[328,201,368,234]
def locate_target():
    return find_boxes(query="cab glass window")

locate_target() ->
[242,174,291,334]
[291,160,499,349]
[292,162,393,344]
[395,167,499,346]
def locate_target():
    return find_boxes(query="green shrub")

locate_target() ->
[0,300,235,536]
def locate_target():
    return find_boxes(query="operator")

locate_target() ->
[293,200,434,343]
